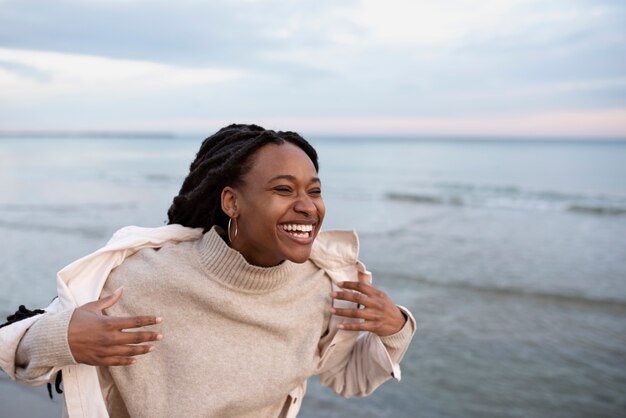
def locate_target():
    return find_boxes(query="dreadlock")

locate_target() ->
[167,124,319,233]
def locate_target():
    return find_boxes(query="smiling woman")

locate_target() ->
[0,124,415,418]
[222,143,325,267]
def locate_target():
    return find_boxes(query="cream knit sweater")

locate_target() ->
[17,227,414,418]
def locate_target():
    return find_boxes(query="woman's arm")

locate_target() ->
[15,308,75,382]
[67,288,162,366]
[15,288,162,382]
[318,271,416,397]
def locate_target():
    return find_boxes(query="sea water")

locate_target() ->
[1,136,625,417]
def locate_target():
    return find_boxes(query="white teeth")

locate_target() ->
[281,224,313,232]
[281,223,313,237]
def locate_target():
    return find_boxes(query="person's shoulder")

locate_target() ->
[106,224,202,246]
[129,237,196,267]
[107,231,202,287]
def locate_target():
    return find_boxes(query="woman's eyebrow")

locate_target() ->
[267,175,321,184]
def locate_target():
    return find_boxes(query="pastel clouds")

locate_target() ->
[0,0,624,137]
[0,48,243,101]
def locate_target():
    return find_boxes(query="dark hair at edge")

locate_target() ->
[167,123,319,233]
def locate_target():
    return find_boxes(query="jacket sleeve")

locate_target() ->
[316,257,416,398]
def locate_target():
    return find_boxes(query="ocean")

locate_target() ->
[1,135,625,417]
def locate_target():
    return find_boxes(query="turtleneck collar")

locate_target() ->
[195,227,298,292]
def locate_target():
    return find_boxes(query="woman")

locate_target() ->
[3,124,415,417]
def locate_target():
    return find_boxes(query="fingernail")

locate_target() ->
[155,317,162,324]
[330,308,336,314]
[330,292,337,298]
[337,324,344,329]
[337,282,345,287]
[130,358,137,364]
[148,346,155,352]
[156,334,163,341]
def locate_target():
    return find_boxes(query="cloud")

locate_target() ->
[0,47,243,102]
[0,0,359,67]
[350,0,625,49]
[0,0,624,136]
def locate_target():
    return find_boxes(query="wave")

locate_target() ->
[384,272,626,310]
[385,192,447,205]
[0,220,107,238]
[567,205,626,215]
[145,174,182,183]
[0,203,137,213]
[386,183,626,216]
[430,181,522,194]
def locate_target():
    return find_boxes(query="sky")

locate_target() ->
[0,0,625,137]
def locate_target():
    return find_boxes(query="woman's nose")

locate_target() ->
[294,195,316,216]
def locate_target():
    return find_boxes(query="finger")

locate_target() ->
[337,321,377,332]
[112,331,163,345]
[331,307,381,321]
[337,281,381,297]
[330,290,374,308]
[100,356,139,367]
[87,287,124,313]
[358,271,372,284]
[338,282,376,296]
[104,344,156,357]
[107,315,162,331]
[340,281,387,300]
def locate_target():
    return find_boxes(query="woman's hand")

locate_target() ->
[68,287,162,366]
[330,271,407,337]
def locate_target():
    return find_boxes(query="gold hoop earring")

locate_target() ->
[227,217,238,243]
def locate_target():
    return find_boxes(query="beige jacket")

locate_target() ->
[0,225,415,418]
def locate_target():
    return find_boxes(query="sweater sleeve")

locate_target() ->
[318,304,416,398]
[378,305,416,365]
[15,308,77,381]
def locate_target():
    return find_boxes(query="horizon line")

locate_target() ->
[1,130,626,142]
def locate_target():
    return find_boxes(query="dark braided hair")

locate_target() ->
[167,124,319,232]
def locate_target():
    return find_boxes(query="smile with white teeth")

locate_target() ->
[281,223,314,238]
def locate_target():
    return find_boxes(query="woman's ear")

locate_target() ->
[221,186,239,218]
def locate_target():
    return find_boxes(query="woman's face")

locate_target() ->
[227,142,325,267]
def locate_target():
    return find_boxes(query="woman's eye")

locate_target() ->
[309,189,322,196]
[274,186,292,193]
